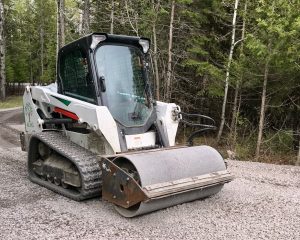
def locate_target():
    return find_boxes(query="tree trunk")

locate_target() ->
[125,0,138,36]
[79,10,83,34]
[255,53,270,160]
[293,99,300,165]
[57,0,65,54]
[165,0,175,101]
[152,0,160,100]
[292,101,299,150]
[110,0,114,34]
[153,23,160,100]
[82,0,90,35]
[230,0,247,147]
[231,85,239,142]
[217,0,239,142]
[29,37,33,85]
[233,93,242,146]
[297,137,300,166]
[0,0,5,101]
[40,26,44,80]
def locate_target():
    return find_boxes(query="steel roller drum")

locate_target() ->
[111,146,230,217]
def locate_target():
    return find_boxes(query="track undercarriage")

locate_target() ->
[27,131,102,200]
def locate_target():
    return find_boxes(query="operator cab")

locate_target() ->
[57,33,156,136]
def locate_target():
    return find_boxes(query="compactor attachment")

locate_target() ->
[102,146,233,217]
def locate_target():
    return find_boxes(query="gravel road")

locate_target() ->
[0,109,300,240]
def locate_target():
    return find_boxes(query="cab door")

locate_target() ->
[58,47,97,104]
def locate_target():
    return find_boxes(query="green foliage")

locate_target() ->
[5,0,56,84]
[264,130,294,155]
[2,0,300,162]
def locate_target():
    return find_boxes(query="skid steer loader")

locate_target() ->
[21,33,233,217]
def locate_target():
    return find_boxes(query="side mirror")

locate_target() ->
[99,76,106,92]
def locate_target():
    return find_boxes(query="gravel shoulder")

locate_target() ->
[0,110,300,239]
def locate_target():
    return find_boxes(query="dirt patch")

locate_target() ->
[0,109,24,148]
[0,125,20,148]
[0,108,24,124]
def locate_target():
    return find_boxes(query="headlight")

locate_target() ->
[139,38,150,53]
[91,34,107,49]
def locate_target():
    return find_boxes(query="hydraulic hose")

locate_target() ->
[178,111,217,146]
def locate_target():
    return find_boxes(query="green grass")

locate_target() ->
[0,96,23,109]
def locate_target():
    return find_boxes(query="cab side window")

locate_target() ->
[60,49,96,104]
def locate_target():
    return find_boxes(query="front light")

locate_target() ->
[139,38,150,53]
[91,35,107,49]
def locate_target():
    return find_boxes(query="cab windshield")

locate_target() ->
[95,45,152,127]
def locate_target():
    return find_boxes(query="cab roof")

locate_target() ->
[59,33,150,54]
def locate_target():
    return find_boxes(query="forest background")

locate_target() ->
[0,0,299,164]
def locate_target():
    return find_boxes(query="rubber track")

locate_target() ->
[28,131,102,201]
